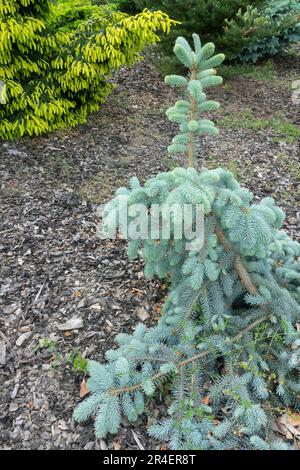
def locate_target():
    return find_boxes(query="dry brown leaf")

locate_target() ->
[19,326,31,333]
[202,395,211,405]
[136,307,149,322]
[113,440,122,450]
[155,302,163,314]
[64,331,72,337]
[80,378,89,398]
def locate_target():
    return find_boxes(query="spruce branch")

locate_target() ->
[165,34,223,167]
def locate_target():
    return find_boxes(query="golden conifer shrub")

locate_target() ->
[0,0,175,139]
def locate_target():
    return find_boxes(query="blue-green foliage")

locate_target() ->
[74,35,300,450]
[165,35,224,161]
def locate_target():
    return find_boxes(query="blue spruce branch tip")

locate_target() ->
[74,34,300,450]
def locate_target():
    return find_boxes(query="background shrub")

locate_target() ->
[108,0,300,62]
[108,0,265,56]
[227,0,300,62]
[0,0,174,139]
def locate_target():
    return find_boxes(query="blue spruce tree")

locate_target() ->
[74,34,300,450]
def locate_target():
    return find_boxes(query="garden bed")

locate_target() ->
[0,54,299,450]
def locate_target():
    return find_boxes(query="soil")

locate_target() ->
[0,54,299,450]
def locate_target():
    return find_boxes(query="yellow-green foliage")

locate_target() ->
[0,0,175,139]
[48,0,102,33]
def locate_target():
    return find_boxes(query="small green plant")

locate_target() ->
[36,338,88,373]
[35,338,58,352]
[74,34,300,450]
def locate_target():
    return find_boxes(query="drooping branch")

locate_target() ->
[109,220,273,397]
[110,219,271,398]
